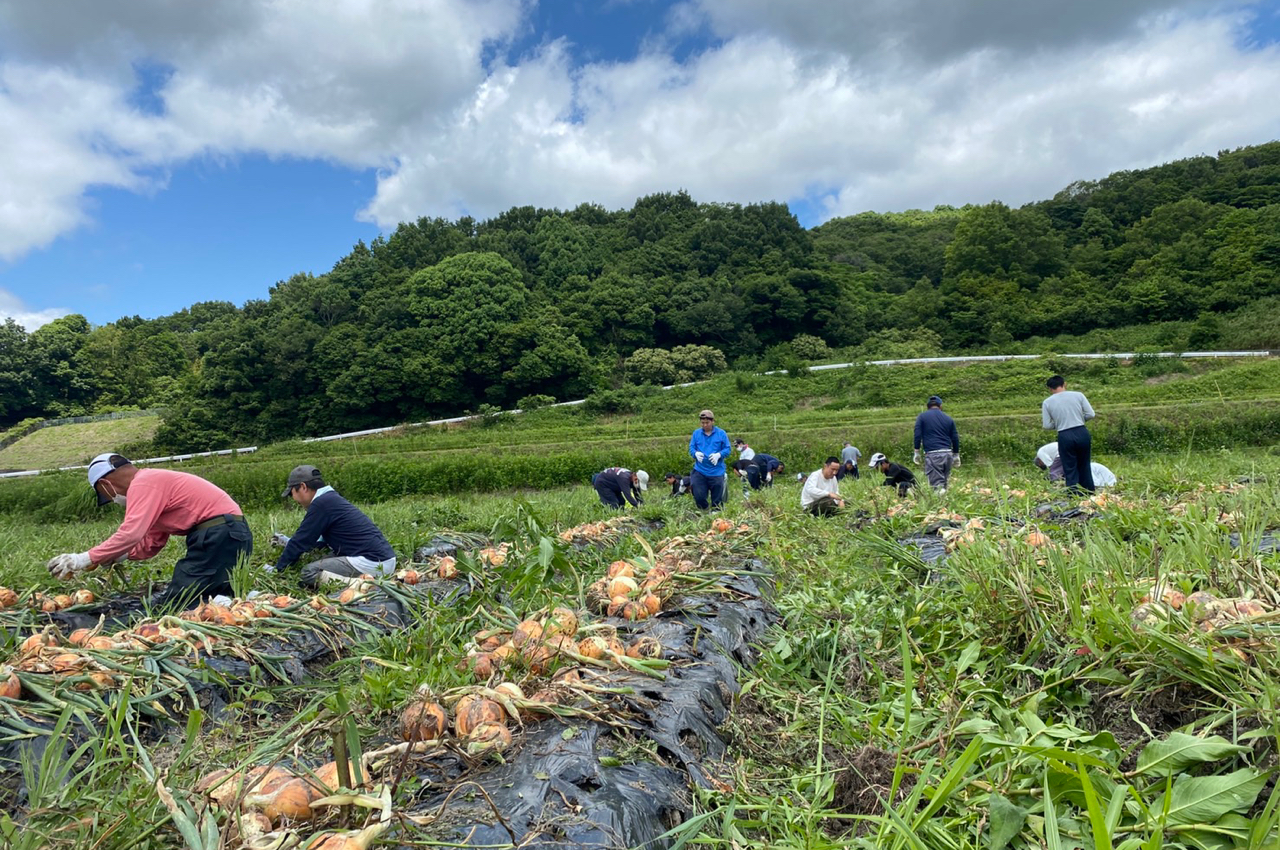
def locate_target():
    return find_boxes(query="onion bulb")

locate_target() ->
[436,557,458,580]
[640,593,662,616]
[399,569,421,585]
[494,682,525,701]
[543,606,579,637]
[457,697,505,737]
[1,667,19,700]
[512,619,543,648]
[0,587,17,608]
[1024,530,1050,548]
[577,636,607,659]
[400,700,447,742]
[607,561,634,579]
[71,589,95,606]
[303,822,388,850]
[68,628,93,646]
[85,635,116,650]
[621,601,648,622]
[607,576,638,598]
[247,776,317,822]
[466,721,512,754]
[626,636,663,659]
[19,630,57,655]
[711,518,734,533]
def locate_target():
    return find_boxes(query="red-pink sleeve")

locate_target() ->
[88,480,169,565]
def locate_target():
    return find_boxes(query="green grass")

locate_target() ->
[0,415,160,472]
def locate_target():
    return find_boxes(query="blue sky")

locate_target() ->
[1,0,1278,329]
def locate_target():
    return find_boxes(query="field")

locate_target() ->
[0,415,161,473]
[0,358,1279,849]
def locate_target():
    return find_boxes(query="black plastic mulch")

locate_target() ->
[397,568,778,850]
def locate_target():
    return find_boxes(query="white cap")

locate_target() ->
[635,470,649,491]
[869,452,887,466]
[88,452,129,505]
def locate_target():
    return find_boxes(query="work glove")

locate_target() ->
[912,450,921,465]
[709,452,721,465]
[270,532,291,547]
[952,454,961,467]
[47,552,92,581]
[260,563,278,574]
[695,451,705,463]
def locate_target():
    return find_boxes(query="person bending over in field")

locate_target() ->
[838,441,861,480]
[1041,375,1096,494]
[752,453,784,487]
[46,452,253,612]
[1034,443,1117,488]
[592,467,649,509]
[870,452,917,497]
[802,457,847,516]
[266,465,397,588]
[664,472,691,497]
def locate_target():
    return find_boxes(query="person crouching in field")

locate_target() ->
[592,467,649,509]
[838,441,861,480]
[870,452,917,497]
[266,465,398,588]
[1034,443,1117,488]
[46,452,253,612]
[802,457,847,516]
[664,472,691,497]
[689,409,731,509]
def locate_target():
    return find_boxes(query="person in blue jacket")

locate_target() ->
[688,409,731,509]
[753,453,784,487]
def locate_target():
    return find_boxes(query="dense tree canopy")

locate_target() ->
[2,143,1278,451]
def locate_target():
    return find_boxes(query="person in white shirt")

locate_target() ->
[1035,443,1116,487]
[802,457,846,516]
[734,439,755,461]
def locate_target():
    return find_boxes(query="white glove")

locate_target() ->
[912,450,921,465]
[260,563,278,574]
[270,532,291,547]
[709,452,721,465]
[47,552,92,581]
[695,451,705,463]
[952,454,961,467]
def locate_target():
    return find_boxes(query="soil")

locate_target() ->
[1083,682,1211,769]
[828,744,917,827]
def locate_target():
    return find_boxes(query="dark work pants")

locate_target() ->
[594,479,626,508]
[805,494,841,516]
[1057,426,1095,494]
[148,518,253,612]
[743,465,764,490]
[690,470,725,510]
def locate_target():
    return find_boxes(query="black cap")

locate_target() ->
[927,395,943,407]
[282,464,321,497]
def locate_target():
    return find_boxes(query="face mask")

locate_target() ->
[113,494,128,507]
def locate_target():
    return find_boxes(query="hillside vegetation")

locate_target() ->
[3,355,1277,521]
[0,415,160,472]
[1,142,1278,452]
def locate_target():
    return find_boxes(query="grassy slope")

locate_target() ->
[0,415,160,471]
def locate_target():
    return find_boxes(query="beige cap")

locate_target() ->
[698,409,714,419]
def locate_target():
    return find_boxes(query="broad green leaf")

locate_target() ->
[1161,769,1267,826]
[1136,733,1250,777]
[988,793,1028,850]
[952,718,996,736]
[956,640,981,675]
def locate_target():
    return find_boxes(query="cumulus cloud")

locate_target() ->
[1,0,1279,267]
[0,289,67,331]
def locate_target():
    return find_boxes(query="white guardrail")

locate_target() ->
[0,350,1270,480]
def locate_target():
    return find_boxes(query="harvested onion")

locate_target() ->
[71,589,95,606]
[1,666,19,700]
[400,701,447,742]
[0,587,17,608]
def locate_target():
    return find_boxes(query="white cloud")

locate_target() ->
[1,0,1279,274]
[0,288,67,331]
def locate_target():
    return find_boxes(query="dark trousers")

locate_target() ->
[805,494,841,516]
[690,470,725,510]
[1057,426,1095,494]
[743,465,764,490]
[148,517,253,612]
[593,479,626,508]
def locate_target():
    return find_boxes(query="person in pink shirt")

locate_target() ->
[46,452,254,611]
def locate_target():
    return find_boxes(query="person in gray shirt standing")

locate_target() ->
[839,441,861,479]
[1041,375,1096,494]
